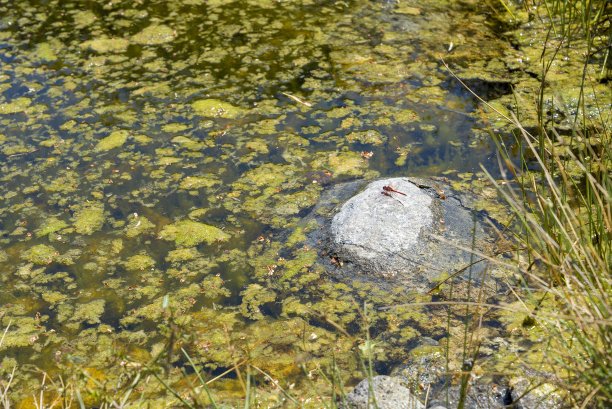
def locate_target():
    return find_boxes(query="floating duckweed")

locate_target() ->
[326,106,352,118]
[419,123,437,132]
[239,284,277,320]
[395,4,421,15]
[286,226,307,248]
[192,99,246,119]
[242,138,269,154]
[345,129,385,145]
[71,9,96,28]
[159,220,230,247]
[20,244,57,265]
[133,134,153,144]
[340,117,362,129]
[200,275,230,299]
[95,130,129,152]
[42,291,68,304]
[188,208,208,219]
[73,202,105,235]
[55,248,83,265]
[171,136,205,151]
[125,216,154,238]
[279,248,317,281]
[238,163,292,189]
[156,156,182,166]
[165,247,200,263]
[275,189,320,216]
[124,254,156,271]
[0,318,44,348]
[315,151,367,176]
[36,41,61,61]
[81,37,129,53]
[131,24,175,45]
[46,170,81,193]
[393,109,420,123]
[71,299,106,326]
[35,217,69,238]
[179,175,219,190]
[163,123,189,133]
[0,97,32,114]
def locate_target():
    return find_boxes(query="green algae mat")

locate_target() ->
[1,0,604,405]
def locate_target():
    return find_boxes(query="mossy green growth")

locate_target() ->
[81,37,129,53]
[165,247,201,263]
[286,226,307,247]
[71,299,106,326]
[36,41,61,61]
[163,123,189,133]
[238,163,292,189]
[346,129,385,145]
[133,134,153,144]
[73,202,105,235]
[21,244,57,265]
[124,254,156,271]
[131,24,175,45]
[125,216,155,238]
[171,136,205,151]
[0,318,44,347]
[0,97,32,114]
[95,130,129,152]
[179,175,219,190]
[279,248,317,281]
[314,151,368,176]
[188,208,208,219]
[192,99,246,119]
[36,217,69,237]
[409,344,443,358]
[159,220,230,247]
[239,284,277,320]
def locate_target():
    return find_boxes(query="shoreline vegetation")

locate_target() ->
[485,0,611,406]
[0,0,610,408]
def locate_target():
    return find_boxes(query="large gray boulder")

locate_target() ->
[330,178,433,274]
[322,177,499,291]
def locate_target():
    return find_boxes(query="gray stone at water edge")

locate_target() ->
[345,375,425,409]
[330,178,432,269]
[326,177,496,290]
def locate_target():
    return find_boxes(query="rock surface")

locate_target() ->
[330,178,433,273]
[320,177,499,291]
[345,376,425,409]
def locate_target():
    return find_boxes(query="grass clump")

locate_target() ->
[478,0,611,406]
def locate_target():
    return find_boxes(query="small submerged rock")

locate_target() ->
[306,170,333,185]
[345,376,425,409]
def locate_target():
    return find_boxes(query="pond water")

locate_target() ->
[0,0,525,403]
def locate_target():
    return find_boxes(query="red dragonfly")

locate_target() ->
[382,185,407,196]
